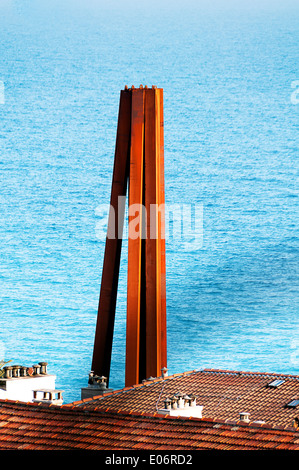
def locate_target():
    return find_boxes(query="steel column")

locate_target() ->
[91,89,131,384]
[144,87,161,379]
[91,86,167,389]
[125,88,145,387]
[157,88,167,371]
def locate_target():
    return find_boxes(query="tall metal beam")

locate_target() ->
[91,86,167,389]
[157,88,167,371]
[125,87,145,387]
[144,87,161,379]
[91,89,131,384]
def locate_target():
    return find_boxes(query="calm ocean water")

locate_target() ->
[0,0,298,403]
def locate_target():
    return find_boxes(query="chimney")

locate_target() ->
[12,365,21,378]
[163,397,172,410]
[171,395,178,409]
[239,412,250,423]
[97,376,108,390]
[3,366,13,379]
[161,367,168,378]
[0,361,60,403]
[158,392,203,418]
[33,364,41,375]
[183,395,191,407]
[174,392,184,408]
[39,362,48,374]
[81,372,113,400]
[188,393,197,407]
[33,389,63,405]
[20,367,27,377]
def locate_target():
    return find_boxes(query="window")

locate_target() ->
[286,399,299,408]
[268,379,285,388]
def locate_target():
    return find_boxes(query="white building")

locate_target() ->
[0,362,63,405]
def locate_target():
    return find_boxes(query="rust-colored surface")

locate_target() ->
[126,88,145,387]
[157,88,167,371]
[144,87,161,380]
[91,89,131,383]
[92,86,167,388]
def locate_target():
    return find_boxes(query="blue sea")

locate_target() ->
[0,0,298,403]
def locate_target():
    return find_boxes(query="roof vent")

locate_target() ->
[161,367,168,378]
[158,392,203,418]
[239,412,250,423]
[142,376,156,383]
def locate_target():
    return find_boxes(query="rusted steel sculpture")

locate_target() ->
[91,86,167,387]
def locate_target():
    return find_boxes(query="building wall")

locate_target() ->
[0,375,56,403]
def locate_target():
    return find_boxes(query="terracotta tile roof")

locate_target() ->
[0,399,298,450]
[74,368,299,428]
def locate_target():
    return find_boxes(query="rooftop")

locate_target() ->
[1,367,299,451]
[74,368,299,428]
[0,399,298,451]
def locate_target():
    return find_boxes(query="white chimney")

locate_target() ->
[239,412,250,423]
[158,392,203,418]
[33,389,63,405]
[0,362,62,404]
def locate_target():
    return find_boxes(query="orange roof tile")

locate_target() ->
[0,399,298,451]
[75,368,299,428]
